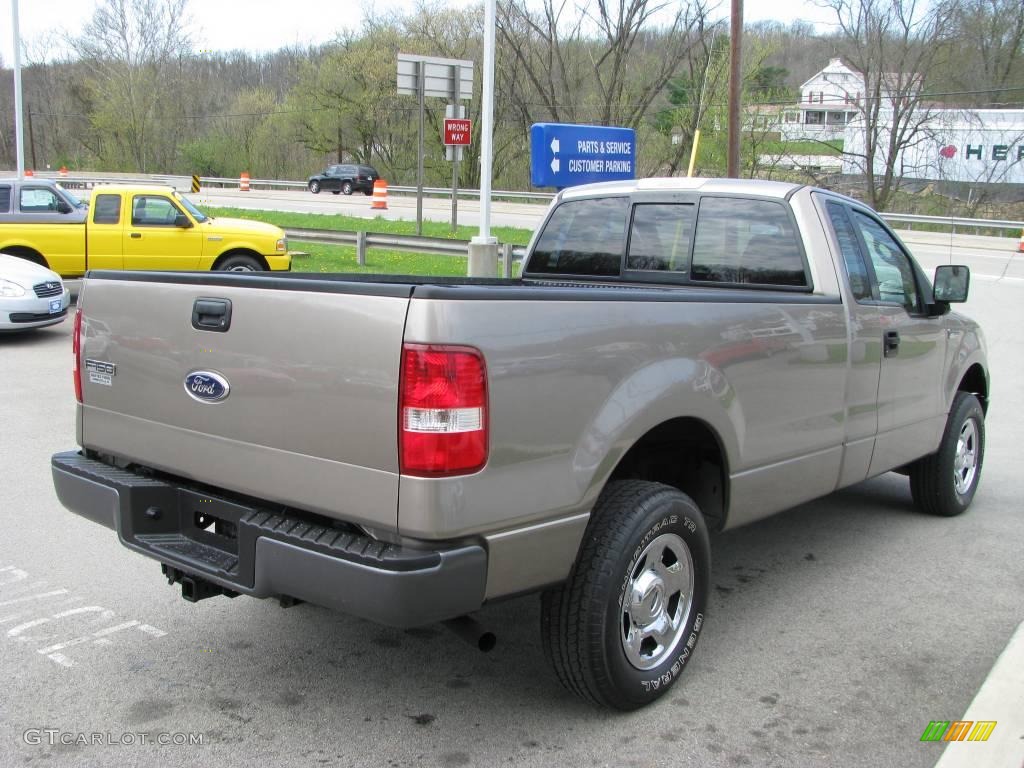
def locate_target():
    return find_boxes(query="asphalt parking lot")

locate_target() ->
[1,244,1022,767]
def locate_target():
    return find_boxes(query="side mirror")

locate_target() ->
[56,200,72,214]
[174,213,193,228]
[933,265,970,303]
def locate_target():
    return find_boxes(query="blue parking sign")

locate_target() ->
[530,123,637,188]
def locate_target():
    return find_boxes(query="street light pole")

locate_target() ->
[12,0,26,180]
[468,0,498,276]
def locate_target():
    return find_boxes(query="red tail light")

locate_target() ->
[72,308,83,403]
[399,344,488,476]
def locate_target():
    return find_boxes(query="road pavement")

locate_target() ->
[1,239,1022,767]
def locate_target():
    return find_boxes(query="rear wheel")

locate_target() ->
[308,181,321,194]
[214,254,264,272]
[910,392,985,516]
[363,188,373,196]
[342,181,353,195]
[541,480,710,710]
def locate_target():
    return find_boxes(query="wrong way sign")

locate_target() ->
[444,118,472,146]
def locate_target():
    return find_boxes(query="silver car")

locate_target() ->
[0,253,71,331]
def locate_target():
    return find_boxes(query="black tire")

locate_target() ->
[331,190,340,195]
[341,181,353,195]
[541,480,711,710]
[214,254,264,272]
[308,181,321,194]
[363,188,373,196]
[910,392,985,517]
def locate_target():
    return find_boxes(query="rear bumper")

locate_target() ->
[51,451,487,627]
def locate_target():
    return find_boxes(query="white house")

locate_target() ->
[781,58,865,142]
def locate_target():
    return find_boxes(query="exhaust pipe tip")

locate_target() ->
[443,615,496,653]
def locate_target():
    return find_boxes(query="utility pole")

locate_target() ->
[727,0,743,179]
[27,103,37,170]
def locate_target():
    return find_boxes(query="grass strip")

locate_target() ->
[203,206,534,246]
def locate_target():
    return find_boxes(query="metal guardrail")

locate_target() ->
[284,227,485,257]
[880,213,1024,233]
[283,226,527,277]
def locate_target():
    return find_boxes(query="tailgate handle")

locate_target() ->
[192,298,232,332]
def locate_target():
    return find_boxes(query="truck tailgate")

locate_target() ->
[77,273,412,533]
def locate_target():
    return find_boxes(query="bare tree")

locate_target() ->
[821,0,961,210]
[497,0,713,129]
[944,0,1024,105]
[70,0,193,171]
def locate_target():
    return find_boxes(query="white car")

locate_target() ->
[0,253,71,331]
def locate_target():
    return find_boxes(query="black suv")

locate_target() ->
[307,164,379,195]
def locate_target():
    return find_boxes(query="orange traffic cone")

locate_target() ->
[239,172,250,192]
[59,166,68,178]
[370,180,388,210]
[1019,229,1024,253]
[25,169,33,177]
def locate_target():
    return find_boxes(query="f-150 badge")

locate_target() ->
[84,359,116,387]
[184,371,230,403]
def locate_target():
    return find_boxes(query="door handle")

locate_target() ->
[191,298,232,332]
[883,330,900,357]
[130,232,142,239]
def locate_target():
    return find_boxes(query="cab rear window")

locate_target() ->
[691,197,807,287]
[527,197,628,277]
[0,185,10,213]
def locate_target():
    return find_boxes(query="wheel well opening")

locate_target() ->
[212,249,269,271]
[609,417,728,531]
[958,364,988,414]
[3,246,47,268]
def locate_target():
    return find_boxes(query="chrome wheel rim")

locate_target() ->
[620,532,694,671]
[953,418,979,495]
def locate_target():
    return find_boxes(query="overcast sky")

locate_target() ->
[0,0,838,65]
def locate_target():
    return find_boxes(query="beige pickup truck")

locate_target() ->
[52,178,988,710]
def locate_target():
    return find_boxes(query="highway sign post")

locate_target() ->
[529,123,637,188]
[444,105,468,234]
[397,53,473,235]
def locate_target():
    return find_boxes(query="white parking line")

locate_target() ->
[933,620,1024,768]
[0,562,167,669]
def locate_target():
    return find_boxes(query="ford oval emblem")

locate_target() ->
[184,371,230,403]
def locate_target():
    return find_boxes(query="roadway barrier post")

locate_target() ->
[356,231,367,266]
[239,172,250,192]
[371,180,388,211]
[191,175,200,193]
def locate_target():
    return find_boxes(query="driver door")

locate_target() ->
[122,194,203,270]
[847,208,947,474]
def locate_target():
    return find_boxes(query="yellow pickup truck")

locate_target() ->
[0,180,291,275]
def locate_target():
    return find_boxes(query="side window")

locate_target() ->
[852,210,919,313]
[19,187,61,213]
[527,197,628,277]
[92,194,121,225]
[131,195,182,226]
[0,185,10,213]
[826,202,871,300]
[626,204,694,272]
[691,197,807,287]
